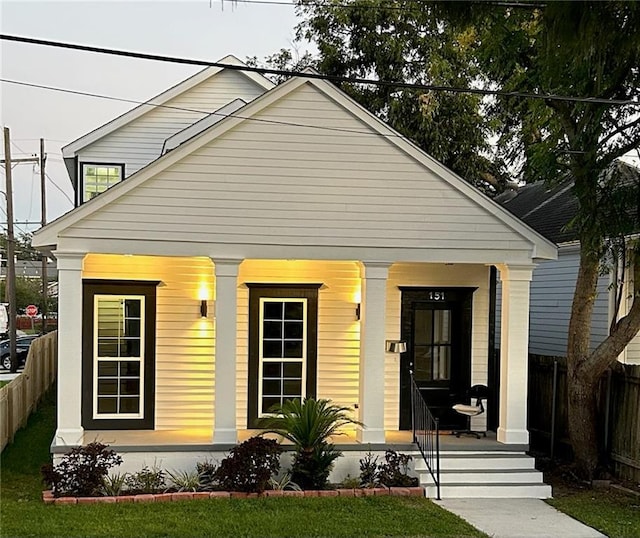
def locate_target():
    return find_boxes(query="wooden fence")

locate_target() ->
[528,354,640,481]
[0,331,57,452]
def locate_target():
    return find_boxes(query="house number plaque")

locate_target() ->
[427,291,446,301]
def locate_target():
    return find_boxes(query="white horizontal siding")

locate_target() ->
[236,260,361,430]
[77,70,266,176]
[67,83,532,254]
[83,254,215,431]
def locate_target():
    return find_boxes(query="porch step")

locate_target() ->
[423,468,545,484]
[424,483,552,499]
[416,452,536,471]
[415,451,551,499]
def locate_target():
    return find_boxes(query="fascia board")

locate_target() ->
[61,55,274,158]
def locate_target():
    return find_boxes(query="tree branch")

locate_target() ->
[599,135,640,166]
[599,116,640,148]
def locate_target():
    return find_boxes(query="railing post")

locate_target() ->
[435,417,441,500]
[410,368,417,444]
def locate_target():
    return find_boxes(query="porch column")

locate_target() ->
[357,262,391,444]
[54,251,85,445]
[213,258,242,444]
[496,264,535,444]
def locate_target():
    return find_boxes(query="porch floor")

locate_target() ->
[71,429,527,453]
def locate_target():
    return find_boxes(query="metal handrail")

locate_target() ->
[410,370,441,500]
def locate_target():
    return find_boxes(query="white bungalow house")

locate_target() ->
[32,56,556,497]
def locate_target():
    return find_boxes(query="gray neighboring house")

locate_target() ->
[496,160,640,364]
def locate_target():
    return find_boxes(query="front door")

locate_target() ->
[399,287,474,430]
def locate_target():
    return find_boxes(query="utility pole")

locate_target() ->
[3,127,18,372]
[40,138,47,334]
[1,128,40,371]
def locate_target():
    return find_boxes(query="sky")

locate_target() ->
[0,0,306,232]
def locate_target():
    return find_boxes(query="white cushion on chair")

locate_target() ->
[453,404,483,417]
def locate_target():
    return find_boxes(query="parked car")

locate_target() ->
[1,335,40,370]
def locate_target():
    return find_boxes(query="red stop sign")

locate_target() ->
[26,304,38,317]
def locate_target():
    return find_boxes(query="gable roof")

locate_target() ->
[61,55,274,158]
[497,160,640,244]
[35,69,556,261]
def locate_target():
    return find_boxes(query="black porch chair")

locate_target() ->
[451,384,489,439]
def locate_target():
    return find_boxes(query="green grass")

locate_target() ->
[0,391,485,538]
[547,487,640,538]
[0,380,10,389]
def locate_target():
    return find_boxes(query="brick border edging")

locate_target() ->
[42,487,425,505]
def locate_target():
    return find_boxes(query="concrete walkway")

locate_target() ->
[435,498,606,538]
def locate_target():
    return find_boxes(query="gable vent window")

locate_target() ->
[82,163,124,202]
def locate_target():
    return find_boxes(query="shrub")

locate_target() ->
[196,461,219,492]
[359,452,380,488]
[167,469,200,492]
[41,442,123,497]
[337,474,361,489]
[268,472,301,491]
[214,437,281,493]
[101,472,128,497]
[377,450,419,487]
[257,398,362,490]
[125,465,166,494]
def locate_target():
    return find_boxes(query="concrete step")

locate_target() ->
[415,453,536,471]
[421,468,545,485]
[424,482,552,499]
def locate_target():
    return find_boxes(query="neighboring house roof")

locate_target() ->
[496,160,640,245]
[34,67,556,262]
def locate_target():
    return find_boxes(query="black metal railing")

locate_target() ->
[410,371,441,500]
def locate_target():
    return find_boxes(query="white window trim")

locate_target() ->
[93,294,145,420]
[81,163,124,203]
[257,297,307,417]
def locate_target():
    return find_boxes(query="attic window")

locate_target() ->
[82,163,124,202]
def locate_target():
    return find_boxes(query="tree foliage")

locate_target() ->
[282,0,640,477]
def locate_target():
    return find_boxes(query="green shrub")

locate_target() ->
[359,452,380,488]
[125,465,166,494]
[214,437,281,493]
[377,450,418,487]
[196,460,219,492]
[258,398,361,490]
[167,469,200,492]
[101,472,128,496]
[41,442,123,498]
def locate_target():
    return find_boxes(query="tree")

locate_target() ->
[289,0,640,477]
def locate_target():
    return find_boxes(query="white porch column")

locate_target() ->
[54,251,85,445]
[356,262,391,444]
[213,258,242,444]
[496,264,535,444]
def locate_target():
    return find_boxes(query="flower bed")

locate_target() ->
[42,486,425,505]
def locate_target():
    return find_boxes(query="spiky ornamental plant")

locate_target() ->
[258,398,362,490]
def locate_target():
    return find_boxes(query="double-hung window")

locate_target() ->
[82,280,157,430]
[247,285,320,427]
[81,163,124,203]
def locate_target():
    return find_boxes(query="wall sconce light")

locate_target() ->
[355,303,361,321]
[386,340,407,353]
[200,299,208,318]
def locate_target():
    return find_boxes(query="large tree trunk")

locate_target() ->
[567,243,640,478]
[566,242,601,479]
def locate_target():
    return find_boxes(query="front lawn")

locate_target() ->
[0,390,485,538]
[547,484,640,538]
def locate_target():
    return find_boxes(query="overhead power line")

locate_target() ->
[1,34,637,107]
[220,0,546,10]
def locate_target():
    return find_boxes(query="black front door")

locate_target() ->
[399,287,474,430]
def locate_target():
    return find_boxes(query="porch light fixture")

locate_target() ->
[386,340,407,353]
[355,303,361,321]
[200,299,208,318]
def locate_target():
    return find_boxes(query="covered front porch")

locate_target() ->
[53,253,535,453]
